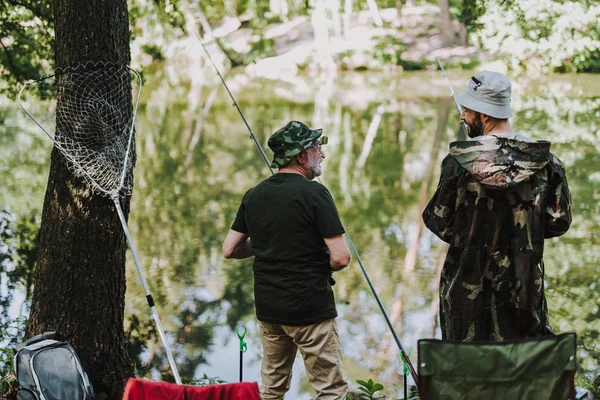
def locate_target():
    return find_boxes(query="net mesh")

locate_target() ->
[18,61,141,197]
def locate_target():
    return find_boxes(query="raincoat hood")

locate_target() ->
[449,133,551,189]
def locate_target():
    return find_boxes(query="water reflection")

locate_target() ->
[1,65,599,398]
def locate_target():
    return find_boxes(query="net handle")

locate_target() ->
[118,66,142,191]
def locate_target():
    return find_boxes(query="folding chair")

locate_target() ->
[418,332,577,400]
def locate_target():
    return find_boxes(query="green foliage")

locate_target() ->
[573,373,600,399]
[555,48,600,73]
[397,59,430,71]
[189,373,226,386]
[0,1,54,97]
[0,317,26,400]
[222,259,254,329]
[457,0,486,32]
[244,36,276,63]
[471,0,600,73]
[128,0,186,62]
[141,44,166,61]
[0,372,18,400]
[12,212,39,298]
[0,208,38,333]
[0,318,26,378]
[372,34,407,66]
[0,208,16,329]
[0,208,35,399]
[356,378,385,399]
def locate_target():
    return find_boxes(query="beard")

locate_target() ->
[306,152,323,178]
[309,159,323,177]
[465,112,484,138]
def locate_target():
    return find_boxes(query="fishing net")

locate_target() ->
[18,61,141,198]
[17,62,182,383]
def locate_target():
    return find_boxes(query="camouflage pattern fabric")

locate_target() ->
[423,134,572,342]
[268,120,323,168]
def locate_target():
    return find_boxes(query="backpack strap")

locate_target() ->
[24,332,58,347]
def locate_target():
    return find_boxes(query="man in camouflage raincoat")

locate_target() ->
[423,71,572,342]
[223,121,351,399]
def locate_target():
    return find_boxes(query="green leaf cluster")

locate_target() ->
[356,378,386,399]
[456,0,486,32]
[469,0,600,72]
[189,373,226,386]
[0,0,54,97]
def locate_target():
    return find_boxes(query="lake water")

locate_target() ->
[1,62,599,398]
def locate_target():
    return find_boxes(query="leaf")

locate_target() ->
[373,383,384,392]
[357,387,371,395]
[356,379,369,387]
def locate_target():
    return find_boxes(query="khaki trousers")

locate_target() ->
[259,318,348,400]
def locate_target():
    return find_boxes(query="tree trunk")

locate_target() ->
[26,0,135,399]
[439,0,454,45]
[343,0,352,38]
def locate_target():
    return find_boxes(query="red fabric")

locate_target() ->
[122,378,261,400]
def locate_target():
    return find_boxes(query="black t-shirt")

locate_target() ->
[231,173,345,325]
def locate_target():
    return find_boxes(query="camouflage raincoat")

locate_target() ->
[423,133,572,342]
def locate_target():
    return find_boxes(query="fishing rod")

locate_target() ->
[436,57,469,137]
[199,37,419,387]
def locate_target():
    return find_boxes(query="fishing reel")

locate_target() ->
[328,272,336,286]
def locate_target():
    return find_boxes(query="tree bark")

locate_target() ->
[26,0,135,399]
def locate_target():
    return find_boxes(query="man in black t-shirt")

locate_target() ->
[223,120,351,399]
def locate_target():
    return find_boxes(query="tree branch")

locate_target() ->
[0,37,19,80]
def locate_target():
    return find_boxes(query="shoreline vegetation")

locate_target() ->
[1,1,598,97]
[132,2,599,80]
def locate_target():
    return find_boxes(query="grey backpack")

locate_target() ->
[14,332,95,400]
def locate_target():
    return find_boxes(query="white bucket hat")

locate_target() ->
[455,71,513,119]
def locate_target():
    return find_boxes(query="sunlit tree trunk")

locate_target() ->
[270,0,290,22]
[311,0,345,68]
[183,86,219,169]
[395,0,403,18]
[355,105,383,169]
[329,0,342,37]
[26,0,135,398]
[339,110,353,204]
[439,0,454,44]
[366,0,383,26]
[404,97,450,272]
[343,0,352,37]
[458,23,468,46]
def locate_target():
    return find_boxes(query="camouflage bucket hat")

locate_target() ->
[268,121,323,168]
